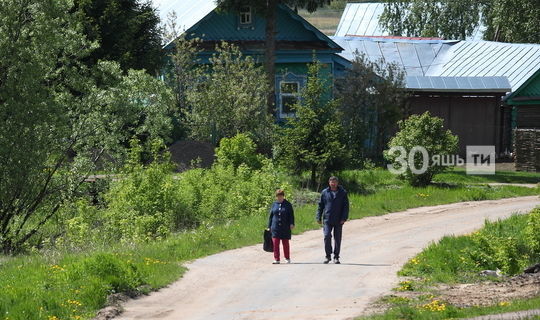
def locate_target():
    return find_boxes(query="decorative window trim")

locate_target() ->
[238,6,253,29]
[276,72,306,119]
[279,81,300,118]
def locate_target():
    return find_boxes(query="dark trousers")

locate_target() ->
[323,223,343,259]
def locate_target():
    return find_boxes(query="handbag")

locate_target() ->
[263,229,273,252]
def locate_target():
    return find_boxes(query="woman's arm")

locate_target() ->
[267,205,273,230]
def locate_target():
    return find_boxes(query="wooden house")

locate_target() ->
[156,0,348,120]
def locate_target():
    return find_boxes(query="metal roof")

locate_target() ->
[154,0,216,35]
[330,36,458,76]
[154,0,341,50]
[335,2,485,41]
[406,76,511,93]
[426,41,540,91]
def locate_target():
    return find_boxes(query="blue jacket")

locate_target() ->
[316,186,349,225]
[268,199,295,239]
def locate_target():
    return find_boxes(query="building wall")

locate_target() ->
[516,105,540,129]
[408,94,504,157]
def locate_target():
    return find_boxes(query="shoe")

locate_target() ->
[334,258,341,264]
[272,260,280,264]
[323,257,331,264]
[285,259,291,264]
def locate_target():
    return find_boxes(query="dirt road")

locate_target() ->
[115,196,539,320]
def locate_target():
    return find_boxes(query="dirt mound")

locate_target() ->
[440,273,540,308]
[169,140,215,171]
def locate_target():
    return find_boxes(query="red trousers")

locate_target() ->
[272,237,290,261]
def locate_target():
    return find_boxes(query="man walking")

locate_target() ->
[316,176,349,264]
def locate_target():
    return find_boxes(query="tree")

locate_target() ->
[163,13,203,141]
[336,53,407,165]
[74,0,163,74]
[384,112,459,186]
[186,42,273,146]
[0,0,174,253]
[275,61,347,189]
[482,0,540,43]
[380,0,540,43]
[215,0,331,114]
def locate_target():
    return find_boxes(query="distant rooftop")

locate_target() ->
[335,2,486,41]
[426,41,540,92]
[330,36,458,77]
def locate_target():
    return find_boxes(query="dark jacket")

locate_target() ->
[268,199,295,239]
[316,186,349,225]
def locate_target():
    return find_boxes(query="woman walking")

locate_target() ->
[267,189,295,264]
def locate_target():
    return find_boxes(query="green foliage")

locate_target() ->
[400,208,540,284]
[525,207,540,255]
[162,24,202,141]
[336,53,407,164]
[0,0,175,253]
[56,139,285,245]
[216,133,264,169]
[75,0,163,74]
[385,112,459,186]
[275,61,348,189]
[380,0,540,43]
[186,42,273,146]
[75,253,145,294]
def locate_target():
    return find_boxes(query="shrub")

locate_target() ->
[215,133,263,169]
[70,253,144,294]
[525,207,540,258]
[385,112,459,186]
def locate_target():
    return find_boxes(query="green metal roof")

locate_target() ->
[506,69,540,105]
[159,1,341,50]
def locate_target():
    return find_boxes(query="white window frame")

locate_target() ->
[279,81,300,118]
[239,6,252,25]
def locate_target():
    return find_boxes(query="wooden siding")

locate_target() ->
[407,94,505,157]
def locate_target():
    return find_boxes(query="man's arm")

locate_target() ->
[316,192,324,223]
[341,192,349,222]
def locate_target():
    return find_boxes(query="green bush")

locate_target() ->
[72,253,145,294]
[525,207,540,258]
[385,112,458,186]
[215,133,263,169]
[56,139,287,245]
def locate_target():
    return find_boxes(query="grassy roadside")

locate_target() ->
[1,171,539,320]
[360,206,540,320]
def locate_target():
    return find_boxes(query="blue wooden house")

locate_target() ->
[156,0,348,120]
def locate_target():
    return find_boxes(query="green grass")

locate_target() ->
[1,178,538,319]
[433,167,540,185]
[361,207,540,320]
[360,296,540,320]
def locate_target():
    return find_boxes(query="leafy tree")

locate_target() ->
[74,0,163,74]
[384,112,459,186]
[163,14,203,141]
[275,61,347,189]
[482,0,540,43]
[216,0,331,113]
[336,53,407,165]
[0,0,174,253]
[380,0,540,43]
[186,42,272,146]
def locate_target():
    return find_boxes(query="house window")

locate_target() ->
[280,81,300,118]
[239,6,252,25]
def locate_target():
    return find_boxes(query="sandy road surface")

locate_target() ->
[115,196,539,320]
